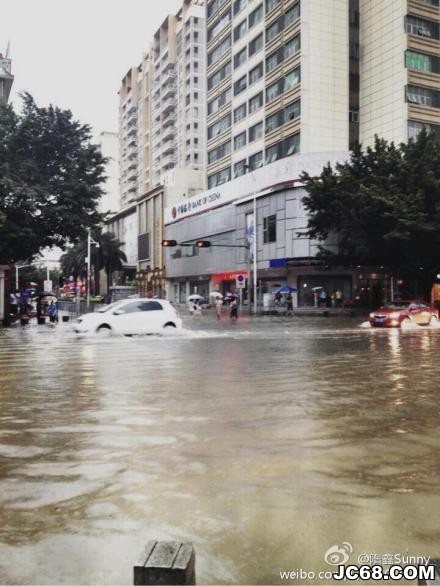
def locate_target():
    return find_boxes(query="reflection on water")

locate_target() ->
[1,317,440,584]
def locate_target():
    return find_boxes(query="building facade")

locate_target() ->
[0,50,13,107]
[164,0,439,307]
[205,0,354,189]
[164,150,355,305]
[98,131,120,215]
[359,0,440,146]
[119,67,142,208]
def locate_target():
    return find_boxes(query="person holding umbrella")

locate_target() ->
[229,297,238,321]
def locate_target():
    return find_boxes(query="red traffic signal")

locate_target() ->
[195,240,211,248]
[162,240,178,247]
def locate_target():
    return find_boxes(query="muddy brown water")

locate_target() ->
[0,316,439,584]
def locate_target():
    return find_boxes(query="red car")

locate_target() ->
[369,301,439,328]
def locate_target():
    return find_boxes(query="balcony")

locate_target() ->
[161,97,176,114]
[161,141,176,156]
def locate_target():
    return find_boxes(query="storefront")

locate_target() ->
[211,270,249,296]
[297,275,352,307]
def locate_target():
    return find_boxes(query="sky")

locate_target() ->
[0,0,182,138]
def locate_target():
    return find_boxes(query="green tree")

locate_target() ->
[301,130,440,297]
[0,94,106,263]
[60,231,126,294]
[98,232,127,292]
[60,242,87,281]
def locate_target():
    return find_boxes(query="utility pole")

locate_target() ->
[86,230,100,311]
[253,196,258,315]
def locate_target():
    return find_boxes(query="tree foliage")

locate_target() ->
[60,230,127,292]
[0,94,106,263]
[301,130,440,287]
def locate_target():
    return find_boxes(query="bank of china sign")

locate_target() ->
[165,189,229,224]
[170,191,223,221]
[164,151,350,225]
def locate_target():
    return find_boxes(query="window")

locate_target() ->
[285,67,301,91]
[408,120,440,139]
[417,0,439,5]
[234,47,247,69]
[265,133,300,163]
[249,151,263,170]
[263,214,277,243]
[208,113,232,139]
[208,61,231,89]
[266,0,281,13]
[234,159,247,177]
[234,19,247,41]
[266,80,281,102]
[285,99,301,121]
[208,9,231,41]
[349,9,359,28]
[234,102,247,122]
[349,109,359,123]
[208,35,232,66]
[249,33,264,57]
[284,34,301,59]
[141,301,163,312]
[234,131,247,150]
[264,100,300,133]
[234,74,247,95]
[207,0,229,18]
[249,121,263,142]
[265,144,279,164]
[283,133,300,155]
[405,50,440,73]
[266,18,282,42]
[208,86,232,115]
[266,48,282,72]
[406,85,440,108]
[208,140,231,163]
[266,111,281,133]
[405,15,439,39]
[285,2,300,26]
[249,62,263,85]
[233,0,247,15]
[249,4,263,28]
[208,166,231,188]
[249,92,263,113]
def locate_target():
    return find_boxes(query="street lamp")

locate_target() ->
[86,229,100,310]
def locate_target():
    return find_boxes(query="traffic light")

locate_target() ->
[195,240,211,248]
[162,240,178,247]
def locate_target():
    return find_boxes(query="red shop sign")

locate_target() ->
[211,270,249,283]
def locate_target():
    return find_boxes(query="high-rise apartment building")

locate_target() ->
[0,49,13,106]
[150,0,206,191]
[360,0,440,146]
[206,0,353,189]
[119,66,142,208]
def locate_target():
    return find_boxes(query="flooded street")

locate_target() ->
[1,315,440,584]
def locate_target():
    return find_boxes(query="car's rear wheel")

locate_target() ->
[430,315,438,325]
[96,324,112,336]
[163,322,176,329]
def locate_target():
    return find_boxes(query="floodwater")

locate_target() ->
[0,314,440,585]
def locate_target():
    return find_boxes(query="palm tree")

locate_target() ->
[97,232,127,293]
[60,242,87,281]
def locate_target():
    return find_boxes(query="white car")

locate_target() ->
[74,299,182,335]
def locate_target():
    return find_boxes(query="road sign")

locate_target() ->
[236,274,246,289]
[43,280,53,293]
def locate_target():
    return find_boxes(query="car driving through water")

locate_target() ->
[369,301,438,328]
[74,298,182,335]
